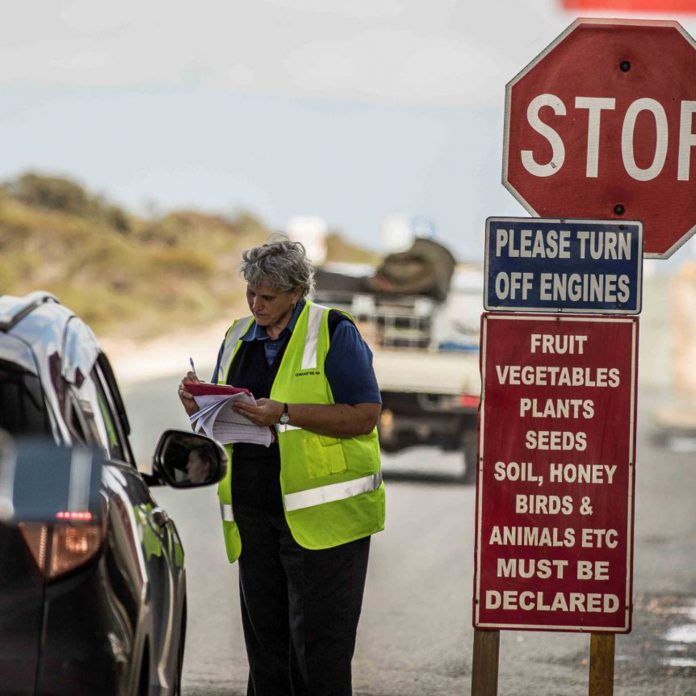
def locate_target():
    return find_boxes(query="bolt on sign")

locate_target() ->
[503,18,696,258]
[474,314,638,632]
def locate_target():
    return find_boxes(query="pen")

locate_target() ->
[189,357,198,379]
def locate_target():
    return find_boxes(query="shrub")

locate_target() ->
[8,173,97,216]
[4,173,131,234]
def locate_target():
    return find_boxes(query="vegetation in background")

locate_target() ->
[325,231,380,266]
[0,172,375,338]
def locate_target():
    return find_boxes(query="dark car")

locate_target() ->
[0,291,225,695]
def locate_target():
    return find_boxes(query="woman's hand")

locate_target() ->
[233,398,284,427]
[178,371,201,416]
[233,400,380,438]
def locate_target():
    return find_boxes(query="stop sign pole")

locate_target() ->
[503,18,696,258]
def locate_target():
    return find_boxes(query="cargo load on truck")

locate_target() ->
[312,237,482,483]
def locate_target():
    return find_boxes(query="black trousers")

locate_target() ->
[234,505,371,696]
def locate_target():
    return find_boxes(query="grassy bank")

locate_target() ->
[0,173,374,339]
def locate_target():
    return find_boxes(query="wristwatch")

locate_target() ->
[279,403,290,425]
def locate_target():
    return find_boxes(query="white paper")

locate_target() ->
[189,392,273,447]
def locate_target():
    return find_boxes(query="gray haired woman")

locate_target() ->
[178,240,385,696]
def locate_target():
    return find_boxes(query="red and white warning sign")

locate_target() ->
[474,314,638,632]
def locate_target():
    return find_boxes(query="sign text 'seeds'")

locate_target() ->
[484,218,642,314]
[474,315,638,632]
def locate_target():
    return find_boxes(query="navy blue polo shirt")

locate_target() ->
[212,301,381,405]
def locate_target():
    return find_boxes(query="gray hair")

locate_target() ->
[240,240,315,297]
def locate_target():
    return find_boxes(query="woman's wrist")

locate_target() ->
[279,402,290,425]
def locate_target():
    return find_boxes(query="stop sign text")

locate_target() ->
[523,95,696,182]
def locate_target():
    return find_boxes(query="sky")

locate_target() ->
[2,0,696,260]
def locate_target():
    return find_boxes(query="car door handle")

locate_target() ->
[149,507,170,529]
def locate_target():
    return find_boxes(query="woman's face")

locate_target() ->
[246,279,302,328]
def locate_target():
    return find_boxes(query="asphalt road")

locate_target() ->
[121,376,696,696]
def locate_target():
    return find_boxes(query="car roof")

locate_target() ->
[0,292,105,444]
[0,292,60,332]
[0,292,101,383]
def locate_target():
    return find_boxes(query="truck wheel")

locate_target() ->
[461,431,478,485]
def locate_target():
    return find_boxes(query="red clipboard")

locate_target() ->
[186,383,252,397]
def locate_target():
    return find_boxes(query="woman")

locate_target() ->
[178,240,385,696]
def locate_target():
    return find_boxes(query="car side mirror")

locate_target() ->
[0,431,104,524]
[153,430,226,489]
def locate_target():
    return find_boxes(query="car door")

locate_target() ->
[66,349,186,693]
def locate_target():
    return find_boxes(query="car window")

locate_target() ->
[72,368,126,462]
[93,362,134,466]
[95,379,126,461]
[65,392,88,444]
[0,361,52,436]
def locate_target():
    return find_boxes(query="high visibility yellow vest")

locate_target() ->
[216,300,385,563]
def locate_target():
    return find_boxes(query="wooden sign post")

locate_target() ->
[471,628,500,696]
[589,633,615,696]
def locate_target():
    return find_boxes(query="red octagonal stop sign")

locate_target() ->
[504,18,696,258]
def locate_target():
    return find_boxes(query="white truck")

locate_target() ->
[313,263,482,483]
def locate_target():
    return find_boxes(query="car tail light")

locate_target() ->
[56,511,94,521]
[49,522,104,578]
[19,516,105,580]
[459,394,480,409]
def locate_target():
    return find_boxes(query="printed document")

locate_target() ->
[187,383,273,447]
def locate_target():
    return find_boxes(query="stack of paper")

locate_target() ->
[187,383,273,447]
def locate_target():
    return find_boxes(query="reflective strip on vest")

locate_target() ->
[275,423,303,433]
[300,303,325,370]
[218,316,253,382]
[284,472,383,512]
[220,503,234,522]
